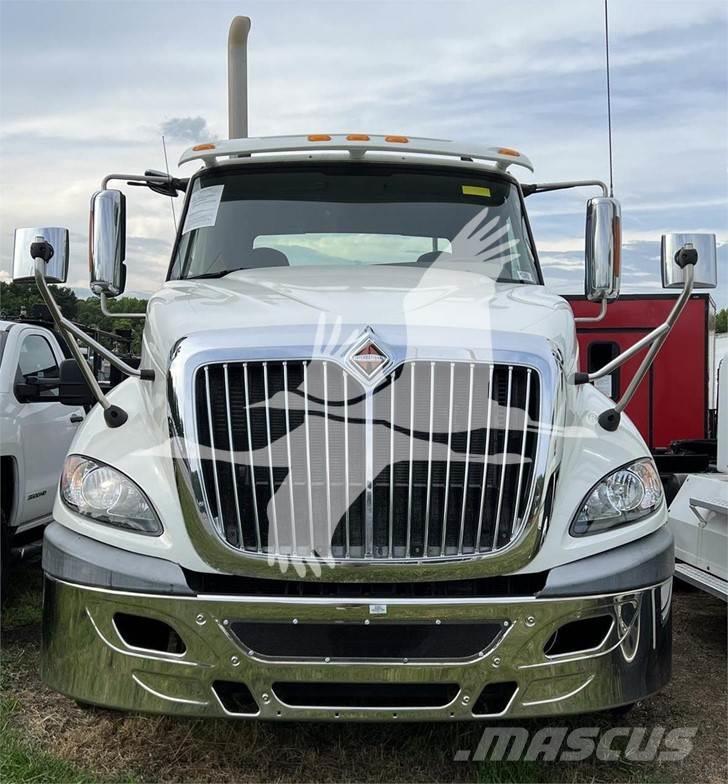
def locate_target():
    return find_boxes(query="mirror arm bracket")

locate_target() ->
[32,251,154,428]
[100,292,146,320]
[33,255,116,418]
[574,298,608,324]
[522,180,609,197]
[581,259,696,431]
[101,173,175,190]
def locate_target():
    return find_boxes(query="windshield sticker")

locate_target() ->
[461,185,491,198]
[182,185,224,234]
[517,270,535,282]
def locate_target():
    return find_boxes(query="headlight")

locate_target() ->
[60,455,162,535]
[570,458,663,536]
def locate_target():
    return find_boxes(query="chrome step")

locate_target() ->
[674,562,728,602]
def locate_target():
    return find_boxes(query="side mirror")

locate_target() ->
[89,189,126,297]
[584,197,621,301]
[661,233,717,289]
[58,358,95,407]
[12,227,69,283]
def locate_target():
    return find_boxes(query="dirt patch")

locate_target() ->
[2,567,726,784]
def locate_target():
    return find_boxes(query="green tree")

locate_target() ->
[75,296,147,354]
[716,308,727,334]
[0,281,78,320]
[0,282,147,354]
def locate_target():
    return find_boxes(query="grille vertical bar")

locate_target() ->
[282,363,297,554]
[203,366,224,536]
[491,366,513,550]
[303,363,314,554]
[457,363,475,555]
[223,364,244,547]
[262,363,279,553]
[242,363,262,552]
[423,362,435,556]
[440,363,456,557]
[343,371,350,558]
[195,359,540,561]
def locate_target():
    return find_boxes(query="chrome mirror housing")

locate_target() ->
[89,189,126,297]
[584,197,621,301]
[661,233,717,289]
[12,227,69,283]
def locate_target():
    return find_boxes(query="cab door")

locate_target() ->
[15,331,84,524]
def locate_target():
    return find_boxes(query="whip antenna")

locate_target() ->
[604,0,615,197]
[161,134,177,231]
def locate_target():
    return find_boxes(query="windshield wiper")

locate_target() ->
[186,269,248,280]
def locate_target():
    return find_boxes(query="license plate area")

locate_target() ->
[272,681,460,708]
[230,620,504,661]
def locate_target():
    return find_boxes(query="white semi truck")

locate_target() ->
[12,18,719,720]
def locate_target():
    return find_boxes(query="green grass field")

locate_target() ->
[1,561,726,784]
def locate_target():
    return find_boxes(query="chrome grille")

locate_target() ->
[195,360,540,561]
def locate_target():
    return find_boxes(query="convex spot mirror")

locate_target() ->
[89,189,127,297]
[661,233,717,289]
[585,197,621,302]
[12,227,69,284]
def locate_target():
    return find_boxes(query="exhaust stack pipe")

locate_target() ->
[228,16,251,139]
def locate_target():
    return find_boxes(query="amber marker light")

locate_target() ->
[346,134,370,141]
[497,147,521,157]
[308,134,332,141]
[385,135,409,143]
[192,143,216,151]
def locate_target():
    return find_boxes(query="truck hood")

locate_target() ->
[144,265,577,369]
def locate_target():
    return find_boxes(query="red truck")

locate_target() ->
[571,292,717,479]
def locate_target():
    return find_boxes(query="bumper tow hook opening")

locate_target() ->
[471,681,518,716]
[212,681,259,715]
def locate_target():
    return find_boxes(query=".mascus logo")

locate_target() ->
[351,340,388,377]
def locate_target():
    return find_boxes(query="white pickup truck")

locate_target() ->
[0,320,84,585]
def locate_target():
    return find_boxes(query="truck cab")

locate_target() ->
[12,17,717,721]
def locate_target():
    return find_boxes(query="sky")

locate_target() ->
[0,0,726,305]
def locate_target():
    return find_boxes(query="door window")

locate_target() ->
[17,335,59,399]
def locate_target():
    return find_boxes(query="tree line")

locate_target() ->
[1,281,726,343]
[0,281,147,354]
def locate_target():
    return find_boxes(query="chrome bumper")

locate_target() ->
[41,575,672,721]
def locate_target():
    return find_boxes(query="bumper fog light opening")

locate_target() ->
[543,615,613,658]
[113,613,186,655]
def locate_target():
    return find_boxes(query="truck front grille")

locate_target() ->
[194,360,540,561]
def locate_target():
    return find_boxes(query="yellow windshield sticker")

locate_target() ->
[462,185,491,197]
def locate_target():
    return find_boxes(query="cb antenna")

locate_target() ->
[604,0,615,197]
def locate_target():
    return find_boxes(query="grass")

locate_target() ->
[0,695,99,784]
[1,566,43,629]
[0,561,726,784]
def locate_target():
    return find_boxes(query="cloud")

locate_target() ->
[542,240,728,303]
[160,116,214,144]
[0,0,725,306]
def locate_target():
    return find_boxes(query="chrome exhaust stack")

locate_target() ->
[228,16,251,139]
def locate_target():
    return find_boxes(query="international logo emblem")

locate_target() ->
[351,340,388,377]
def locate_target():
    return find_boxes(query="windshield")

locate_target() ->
[170,164,540,284]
